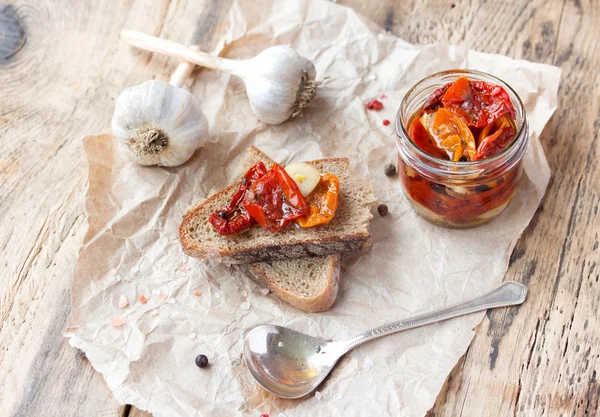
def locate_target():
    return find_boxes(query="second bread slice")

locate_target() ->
[249,254,341,313]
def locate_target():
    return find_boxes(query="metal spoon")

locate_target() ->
[243,281,527,399]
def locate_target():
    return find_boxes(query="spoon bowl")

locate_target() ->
[243,325,346,398]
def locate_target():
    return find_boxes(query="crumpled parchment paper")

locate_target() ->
[65,0,561,416]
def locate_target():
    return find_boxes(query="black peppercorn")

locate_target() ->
[384,163,397,177]
[377,204,388,216]
[195,354,209,368]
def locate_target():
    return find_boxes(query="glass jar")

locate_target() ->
[395,70,528,228]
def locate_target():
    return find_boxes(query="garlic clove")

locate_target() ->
[111,80,209,167]
[284,162,321,196]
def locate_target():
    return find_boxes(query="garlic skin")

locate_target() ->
[111,80,209,167]
[240,46,317,125]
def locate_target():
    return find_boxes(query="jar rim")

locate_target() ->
[395,69,527,170]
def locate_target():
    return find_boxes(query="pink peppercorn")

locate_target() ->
[366,99,384,110]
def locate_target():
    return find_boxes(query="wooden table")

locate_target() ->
[1,0,598,416]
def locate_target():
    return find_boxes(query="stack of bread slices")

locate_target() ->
[179,146,376,312]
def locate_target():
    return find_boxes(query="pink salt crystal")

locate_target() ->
[111,316,126,326]
[381,94,388,99]
[314,391,323,400]
[139,295,148,304]
[118,295,128,309]
[259,288,270,295]
[241,290,248,298]
[193,290,201,297]
[157,293,168,301]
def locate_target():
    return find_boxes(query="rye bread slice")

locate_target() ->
[246,149,343,312]
[248,254,341,313]
[179,146,375,264]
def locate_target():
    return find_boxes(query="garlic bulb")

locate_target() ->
[242,46,317,124]
[121,30,321,125]
[111,60,209,167]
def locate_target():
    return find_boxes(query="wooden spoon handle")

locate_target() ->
[121,30,240,73]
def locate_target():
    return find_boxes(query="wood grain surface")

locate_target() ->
[0,1,598,417]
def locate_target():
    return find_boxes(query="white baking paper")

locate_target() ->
[65,0,561,416]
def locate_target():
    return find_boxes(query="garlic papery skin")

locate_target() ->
[111,66,209,167]
[121,30,321,125]
[240,45,317,125]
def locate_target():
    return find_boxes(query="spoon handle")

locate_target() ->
[343,281,527,352]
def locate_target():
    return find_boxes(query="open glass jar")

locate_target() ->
[395,70,528,228]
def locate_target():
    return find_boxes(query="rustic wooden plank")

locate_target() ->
[0,4,26,61]
[1,0,598,417]
[425,0,600,416]
[0,0,224,416]
[0,0,138,412]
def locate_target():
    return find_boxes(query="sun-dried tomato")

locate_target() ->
[472,117,516,161]
[471,81,516,126]
[209,162,267,235]
[242,163,310,233]
[296,174,339,228]
[429,108,477,161]
[423,83,451,113]
[441,76,515,128]
[408,115,448,159]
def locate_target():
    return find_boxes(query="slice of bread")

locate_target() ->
[245,149,342,312]
[179,146,375,264]
[248,254,341,313]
